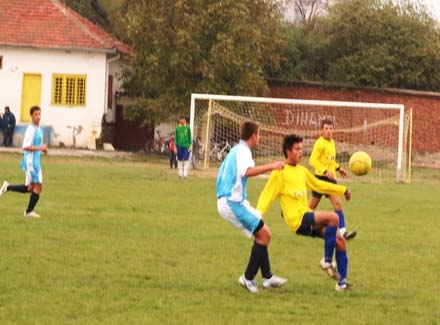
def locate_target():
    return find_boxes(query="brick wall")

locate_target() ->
[268,81,440,153]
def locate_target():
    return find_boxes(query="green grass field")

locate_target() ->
[0,152,439,324]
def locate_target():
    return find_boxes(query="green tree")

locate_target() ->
[62,0,109,28]
[266,22,321,82]
[323,0,440,90]
[276,0,440,91]
[118,0,284,124]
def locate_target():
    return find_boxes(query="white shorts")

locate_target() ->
[217,197,262,238]
[25,169,43,185]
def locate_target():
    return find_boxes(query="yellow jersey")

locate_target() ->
[309,136,340,177]
[256,164,346,233]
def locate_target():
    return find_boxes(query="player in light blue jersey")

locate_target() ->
[0,106,48,218]
[216,120,287,293]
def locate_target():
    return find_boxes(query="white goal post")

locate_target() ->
[190,93,412,183]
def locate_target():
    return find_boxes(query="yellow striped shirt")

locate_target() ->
[309,136,340,177]
[257,164,346,233]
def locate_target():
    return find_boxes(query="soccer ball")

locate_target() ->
[349,151,372,176]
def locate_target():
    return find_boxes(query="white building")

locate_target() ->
[0,0,130,148]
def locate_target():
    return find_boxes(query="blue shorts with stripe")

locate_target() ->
[295,212,321,237]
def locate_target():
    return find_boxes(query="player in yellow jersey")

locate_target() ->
[309,119,357,240]
[257,134,352,291]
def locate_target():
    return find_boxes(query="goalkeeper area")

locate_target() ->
[190,93,412,183]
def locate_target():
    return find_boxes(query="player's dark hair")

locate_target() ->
[240,120,259,141]
[30,105,41,115]
[179,115,189,122]
[4,106,10,112]
[321,118,334,128]
[282,134,303,158]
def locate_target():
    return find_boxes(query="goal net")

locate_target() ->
[190,94,412,183]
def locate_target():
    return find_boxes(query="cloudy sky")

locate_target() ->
[415,0,440,20]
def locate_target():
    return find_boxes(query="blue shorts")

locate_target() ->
[176,146,190,161]
[296,212,321,237]
[311,175,337,199]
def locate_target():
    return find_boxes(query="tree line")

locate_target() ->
[63,0,440,124]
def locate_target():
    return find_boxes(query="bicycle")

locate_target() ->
[146,130,168,153]
[194,138,232,163]
[209,140,232,162]
[193,137,205,159]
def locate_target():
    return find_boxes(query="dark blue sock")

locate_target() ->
[7,184,28,193]
[335,250,348,284]
[324,225,337,262]
[336,210,346,229]
[245,241,265,280]
[26,192,40,214]
[259,244,273,279]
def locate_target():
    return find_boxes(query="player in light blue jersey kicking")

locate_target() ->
[216,120,287,293]
[0,106,48,218]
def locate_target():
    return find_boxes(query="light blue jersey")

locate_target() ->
[21,123,43,183]
[216,140,255,203]
[216,140,261,237]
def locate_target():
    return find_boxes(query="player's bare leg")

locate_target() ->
[309,195,320,210]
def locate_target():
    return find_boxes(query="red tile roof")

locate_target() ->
[0,0,130,54]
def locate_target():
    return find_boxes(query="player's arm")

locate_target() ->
[336,164,349,177]
[256,170,282,216]
[245,161,285,177]
[23,144,48,153]
[309,142,327,175]
[22,128,48,153]
[304,167,350,200]
[187,126,192,150]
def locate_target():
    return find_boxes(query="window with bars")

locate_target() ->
[51,74,87,106]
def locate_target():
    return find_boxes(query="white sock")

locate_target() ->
[339,227,346,235]
[178,161,183,177]
[183,160,189,178]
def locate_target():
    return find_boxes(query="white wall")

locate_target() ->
[0,47,26,115]
[0,46,121,148]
